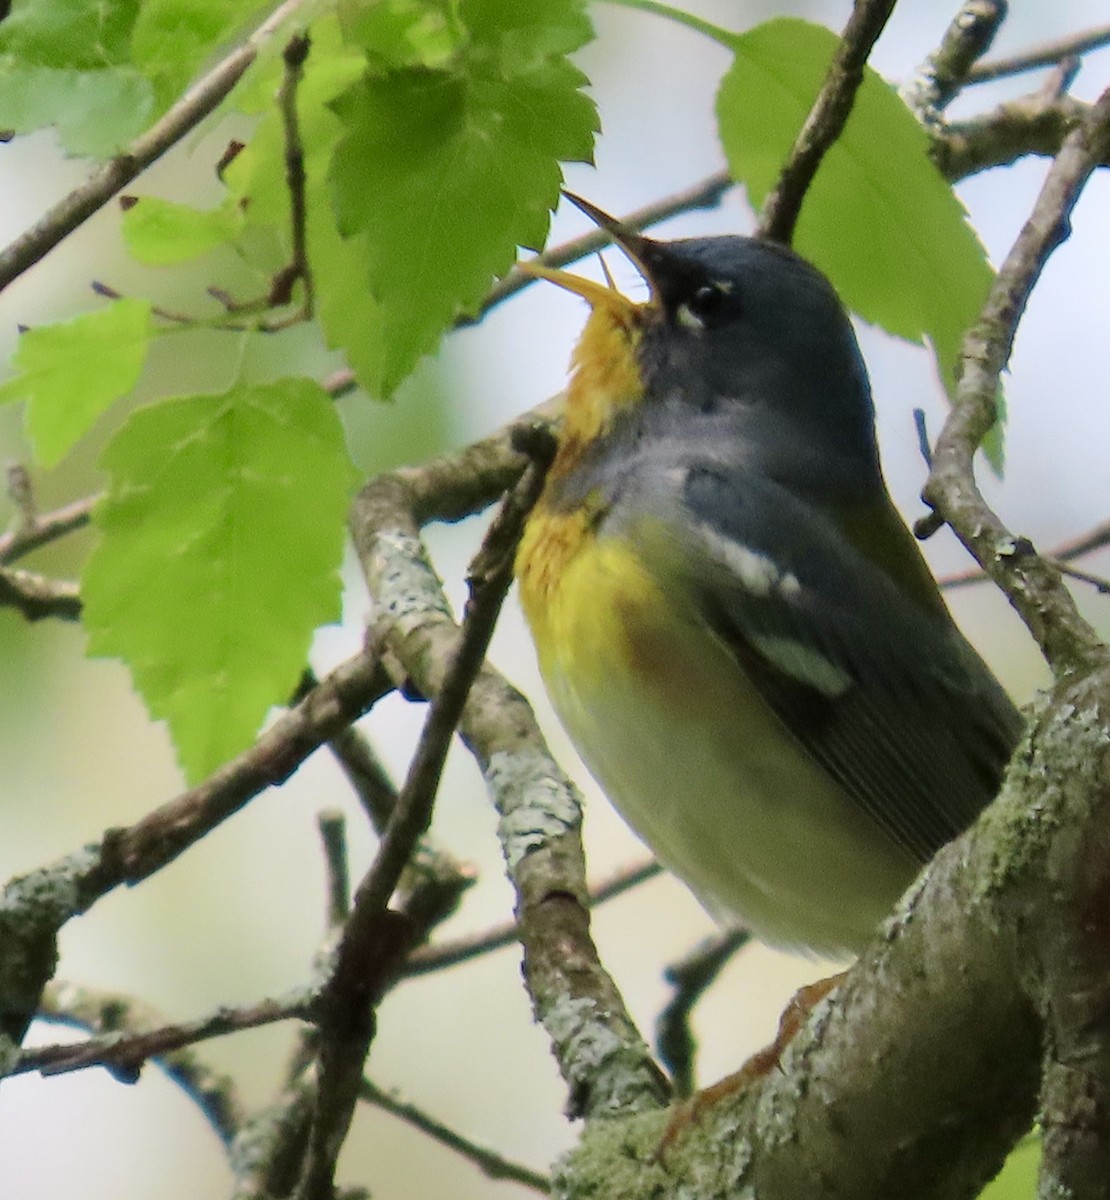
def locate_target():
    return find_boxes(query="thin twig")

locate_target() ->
[0,493,97,565]
[360,1078,551,1193]
[307,668,481,921]
[758,0,897,244]
[0,567,81,621]
[0,0,314,294]
[15,989,313,1080]
[317,810,350,929]
[209,29,316,332]
[900,1,1008,121]
[656,928,751,1097]
[968,21,1110,83]
[1049,559,1110,596]
[404,857,660,976]
[273,32,314,320]
[110,647,393,887]
[36,980,245,1145]
[923,86,1110,676]
[325,720,399,832]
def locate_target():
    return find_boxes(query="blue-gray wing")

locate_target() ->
[620,457,1023,864]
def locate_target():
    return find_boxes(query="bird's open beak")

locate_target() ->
[516,193,661,317]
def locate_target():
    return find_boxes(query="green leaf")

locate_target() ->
[122,196,245,264]
[0,65,154,157]
[0,0,140,70]
[130,0,272,110]
[0,299,152,466]
[337,0,465,70]
[326,0,597,394]
[81,378,358,783]
[715,18,999,466]
[0,0,154,156]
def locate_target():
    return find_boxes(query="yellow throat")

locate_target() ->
[514,269,649,650]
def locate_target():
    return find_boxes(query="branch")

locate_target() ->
[0,0,313,295]
[0,647,391,1042]
[935,92,1098,180]
[35,980,244,1145]
[296,669,481,927]
[0,493,96,565]
[359,1078,551,1193]
[968,20,1110,83]
[923,86,1110,676]
[230,1070,319,1199]
[350,426,669,1121]
[655,929,751,1096]
[17,988,311,1083]
[316,810,351,929]
[272,32,314,319]
[111,648,393,885]
[204,31,317,331]
[404,857,660,976]
[292,454,553,1200]
[900,1,1007,121]
[0,567,81,621]
[941,517,1110,590]
[757,0,897,244]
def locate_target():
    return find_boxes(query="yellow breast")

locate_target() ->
[516,511,663,684]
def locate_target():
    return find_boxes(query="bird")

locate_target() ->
[514,193,1022,961]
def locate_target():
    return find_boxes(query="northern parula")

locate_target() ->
[515,195,1022,958]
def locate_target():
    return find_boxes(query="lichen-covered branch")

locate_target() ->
[0,648,390,1043]
[901,0,1008,122]
[291,455,552,1200]
[924,85,1110,677]
[349,431,669,1122]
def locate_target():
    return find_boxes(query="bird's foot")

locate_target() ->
[657,970,846,1157]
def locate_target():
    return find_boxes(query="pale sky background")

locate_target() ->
[1,3,1109,1198]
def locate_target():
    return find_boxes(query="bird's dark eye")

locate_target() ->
[689,283,728,318]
